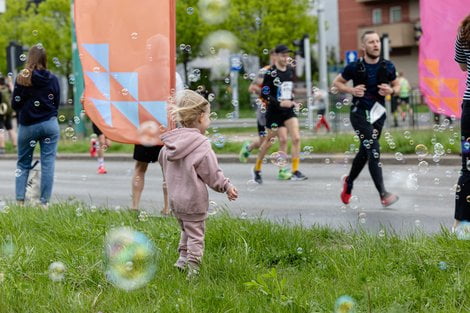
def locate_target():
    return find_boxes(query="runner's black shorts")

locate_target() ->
[92,123,103,136]
[0,114,13,130]
[265,108,297,129]
[133,144,163,163]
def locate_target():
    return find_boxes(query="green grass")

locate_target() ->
[210,127,462,155]
[0,204,468,312]
[2,126,461,156]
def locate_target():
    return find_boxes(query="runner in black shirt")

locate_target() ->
[333,30,400,207]
[252,44,307,183]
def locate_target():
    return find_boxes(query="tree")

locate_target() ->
[176,0,317,64]
[0,0,71,76]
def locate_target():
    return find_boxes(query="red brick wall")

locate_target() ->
[338,0,410,61]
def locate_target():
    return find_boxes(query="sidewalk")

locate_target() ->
[0,152,461,165]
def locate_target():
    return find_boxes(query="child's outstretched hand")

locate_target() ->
[226,186,238,201]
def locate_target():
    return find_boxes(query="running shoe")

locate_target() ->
[381,192,399,207]
[340,176,352,204]
[277,168,293,180]
[239,141,251,163]
[97,165,107,174]
[253,169,263,184]
[89,139,97,158]
[290,170,307,181]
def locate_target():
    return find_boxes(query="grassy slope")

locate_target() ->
[0,204,468,312]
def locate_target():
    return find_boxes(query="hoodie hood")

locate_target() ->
[31,69,52,87]
[161,128,208,161]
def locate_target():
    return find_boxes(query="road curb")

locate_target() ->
[0,153,461,166]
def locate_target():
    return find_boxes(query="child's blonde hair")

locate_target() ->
[172,90,209,127]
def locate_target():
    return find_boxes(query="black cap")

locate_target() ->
[274,44,292,54]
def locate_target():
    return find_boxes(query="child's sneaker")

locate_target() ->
[290,170,307,181]
[277,168,292,180]
[174,256,187,272]
[97,165,107,174]
[186,262,200,280]
[381,192,399,207]
[239,141,251,163]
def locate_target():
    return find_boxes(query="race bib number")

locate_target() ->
[370,101,386,124]
[278,81,293,100]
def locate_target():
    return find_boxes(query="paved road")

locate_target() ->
[0,158,459,235]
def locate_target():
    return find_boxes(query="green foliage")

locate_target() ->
[0,0,71,75]
[176,0,317,59]
[244,268,294,306]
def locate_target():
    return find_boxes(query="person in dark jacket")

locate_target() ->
[12,44,60,206]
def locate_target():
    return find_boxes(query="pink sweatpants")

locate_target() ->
[177,219,206,265]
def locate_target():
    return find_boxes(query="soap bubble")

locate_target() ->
[48,261,66,282]
[455,221,470,240]
[137,121,160,147]
[270,151,288,167]
[104,227,157,291]
[198,0,230,25]
[334,295,356,313]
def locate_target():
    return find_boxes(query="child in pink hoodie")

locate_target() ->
[159,90,238,278]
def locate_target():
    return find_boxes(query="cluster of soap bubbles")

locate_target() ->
[104,227,157,291]
[383,132,397,150]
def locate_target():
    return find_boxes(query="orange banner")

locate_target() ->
[74,0,176,144]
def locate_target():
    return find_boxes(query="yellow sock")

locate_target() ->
[255,159,263,171]
[292,157,300,172]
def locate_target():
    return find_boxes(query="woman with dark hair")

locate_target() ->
[454,14,470,229]
[12,44,60,206]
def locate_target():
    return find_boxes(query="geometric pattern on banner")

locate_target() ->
[90,98,112,126]
[111,72,139,100]
[424,59,439,77]
[442,78,459,97]
[83,44,168,130]
[112,101,140,128]
[422,59,461,112]
[86,72,110,100]
[423,76,440,96]
[82,43,109,71]
[140,101,168,127]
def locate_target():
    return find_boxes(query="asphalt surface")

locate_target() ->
[0,156,460,235]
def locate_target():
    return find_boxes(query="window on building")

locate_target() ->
[390,6,402,23]
[372,8,382,25]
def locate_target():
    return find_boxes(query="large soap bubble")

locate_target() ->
[104,227,157,291]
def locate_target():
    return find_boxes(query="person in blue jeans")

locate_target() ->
[12,44,60,206]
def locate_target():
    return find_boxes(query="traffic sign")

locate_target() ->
[230,55,242,71]
[345,50,358,65]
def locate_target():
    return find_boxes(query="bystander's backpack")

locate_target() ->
[0,85,12,116]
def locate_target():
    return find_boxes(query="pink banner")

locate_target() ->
[419,0,469,117]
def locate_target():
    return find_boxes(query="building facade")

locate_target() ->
[338,0,420,86]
